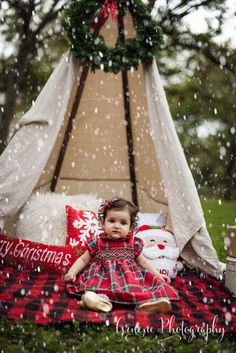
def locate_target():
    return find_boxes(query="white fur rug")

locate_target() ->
[16,193,102,245]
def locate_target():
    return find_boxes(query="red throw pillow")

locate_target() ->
[0,234,78,274]
[66,205,102,253]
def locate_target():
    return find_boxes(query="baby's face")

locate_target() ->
[103,208,131,240]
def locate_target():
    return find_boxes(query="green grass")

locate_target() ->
[1,199,236,352]
[0,319,235,353]
[201,198,236,262]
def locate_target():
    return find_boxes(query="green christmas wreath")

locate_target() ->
[64,0,163,73]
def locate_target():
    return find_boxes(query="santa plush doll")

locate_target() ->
[135,225,183,278]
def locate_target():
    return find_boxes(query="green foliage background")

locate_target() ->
[0,0,235,199]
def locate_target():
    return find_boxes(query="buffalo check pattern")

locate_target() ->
[0,263,235,334]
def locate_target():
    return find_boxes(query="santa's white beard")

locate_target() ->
[142,245,180,260]
[142,245,180,278]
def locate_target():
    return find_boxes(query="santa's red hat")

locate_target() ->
[135,225,174,241]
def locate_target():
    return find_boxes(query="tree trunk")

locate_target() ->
[0,36,36,154]
[223,140,236,200]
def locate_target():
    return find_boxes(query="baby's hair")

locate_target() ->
[98,196,138,228]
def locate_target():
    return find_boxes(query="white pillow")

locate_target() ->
[16,192,102,246]
[137,212,167,228]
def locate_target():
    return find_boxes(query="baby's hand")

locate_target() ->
[64,271,76,282]
[159,274,171,284]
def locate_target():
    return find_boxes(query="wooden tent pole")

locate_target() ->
[118,12,138,206]
[51,65,89,192]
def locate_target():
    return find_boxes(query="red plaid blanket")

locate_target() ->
[0,264,235,338]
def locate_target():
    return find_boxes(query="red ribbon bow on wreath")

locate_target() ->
[91,0,118,32]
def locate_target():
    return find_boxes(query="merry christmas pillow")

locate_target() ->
[66,206,102,253]
[0,233,79,274]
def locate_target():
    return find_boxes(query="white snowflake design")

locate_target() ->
[71,211,102,246]
[69,238,80,248]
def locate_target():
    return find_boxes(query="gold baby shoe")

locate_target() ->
[82,291,112,312]
[137,298,171,314]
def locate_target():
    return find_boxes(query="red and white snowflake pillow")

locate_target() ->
[66,205,102,254]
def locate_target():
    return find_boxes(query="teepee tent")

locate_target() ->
[0,6,222,277]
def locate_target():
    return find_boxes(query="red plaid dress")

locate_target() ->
[66,233,179,304]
